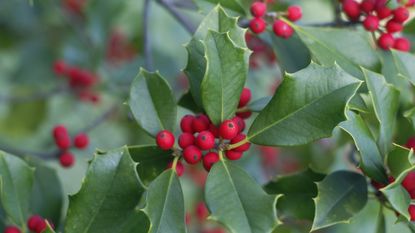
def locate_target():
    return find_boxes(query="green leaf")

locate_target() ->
[404,107,415,130]
[178,91,203,113]
[248,63,362,146]
[363,69,400,156]
[339,111,388,183]
[200,0,250,15]
[380,164,415,221]
[267,32,311,73]
[27,157,63,227]
[64,147,146,233]
[0,151,34,227]
[391,50,415,86]
[128,145,172,186]
[292,25,379,79]
[247,97,272,113]
[200,30,250,125]
[117,210,150,233]
[348,94,369,113]
[129,69,177,137]
[142,169,186,233]
[265,169,325,221]
[184,5,247,108]
[311,171,368,231]
[387,144,413,178]
[205,159,278,233]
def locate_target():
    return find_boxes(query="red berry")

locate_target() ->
[156,130,175,150]
[342,0,361,21]
[236,111,252,119]
[178,133,195,149]
[272,20,294,39]
[27,215,44,232]
[203,152,220,171]
[53,60,68,75]
[53,124,68,138]
[249,18,267,34]
[219,120,239,140]
[378,33,394,50]
[393,7,409,23]
[74,133,89,149]
[230,134,251,152]
[192,115,210,133]
[225,150,243,160]
[232,116,245,132]
[386,20,403,33]
[403,171,415,191]
[406,137,415,150]
[209,124,220,138]
[183,145,202,164]
[60,152,75,168]
[287,5,302,22]
[238,87,252,107]
[53,125,71,149]
[360,0,375,13]
[376,7,392,20]
[394,37,411,52]
[180,115,195,133]
[409,205,415,221]
[195,131,215,150]
[250,2,267,17]
[196,202,209,221]
[34,220,46,233]
[4,226,21,233]
[363,15,379,32]
[167,160,185,176]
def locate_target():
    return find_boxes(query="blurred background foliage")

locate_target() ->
[0,0,414,232]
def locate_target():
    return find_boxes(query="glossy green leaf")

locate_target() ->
[380,164,415,221]
[363,69,399,156]
[129,69,177,137]
[391,50,415,86]
[311,171,368,231]
[27,157,63,226]
[128,145,172,186]
[248,97,272,113]
[248,63,362,146]
[118,210,150,233]
[64,147,146,233]
[200,0,250,15]
[265,169,325,221]
[293,25,379,79]
[404,107,415,131]
[0,151,34,227]
[387,144,413,178]
[339,111,388,183]
[178,91,203,113]
[142,169,186,233]
[200,30,250,125]
[205,159,278,233]
[348,94,368,113]
[184,5,247,108]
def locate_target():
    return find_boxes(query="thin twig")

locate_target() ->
[143,0,154,70]
[171,0,198,10]
[78,104,118,133]
[157,0,197,34]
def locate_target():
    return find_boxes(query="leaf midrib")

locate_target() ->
[249,82,359,140]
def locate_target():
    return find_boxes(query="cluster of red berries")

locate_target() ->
[341,0,412,51]
[53,124,89,168]
[53,60,100,104]
[106,29,136,64]
[157,88,253,176]
[63,0,86,15]
[3,215,52,233]
[249,1,302,39]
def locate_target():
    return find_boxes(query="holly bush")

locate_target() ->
[2,0,415,233]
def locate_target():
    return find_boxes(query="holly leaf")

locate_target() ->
[129,69,177,137]
[205,159,278,233]
[27,157,63,227]
[405,107,415,130]
[128,145,172,186]
[348,94,369,113]
[265,169,325,221]
[184,5,247,108]
[64,147,146,233]
[339,111,388,183]
[200,30,250,125]
[178,91,203,113]
[292,25,379,79]
[387,144,413,178]
[142,169,186,233]
[391,50,415,86]
[199,0,250,15]
[311,171,368,231]
[248,63,362,146]
[363,69,400,156]
[0,151,34,227]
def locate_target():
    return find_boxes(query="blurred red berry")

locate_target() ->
[178,133,195,149]
[360,0,375,13]
[167,160,185,176]
[236,111,252,119]
[183,145,202,164]
[203,152,220,171]
[377,33,394,50]
[195,131,215,150]
[250,2,267,17]
[386,20,403,33]
[156,130,175,150]
[192,115,210,133]
[287,5,302,22]
[393,7,409,23]
[238,88,252,107]
[60,152,75,168]
[272,20,294,39]
[230,134,251,152]
[225,150,243,160]
[409,205,415,221]
[394,37,411,52]
[376,7,392,19]
[219,120,239,140]
[342,0,361,21]
[249,18,267,34]
[196,202,209,221]
[180,115,195,133]
[53,60,68,75]
[363,15,379,32]
[4,226,20,233]
[74,133,89,149]
[232,116,245,132]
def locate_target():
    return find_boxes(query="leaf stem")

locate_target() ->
[227,138,249,150]
[236,106,250,113]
